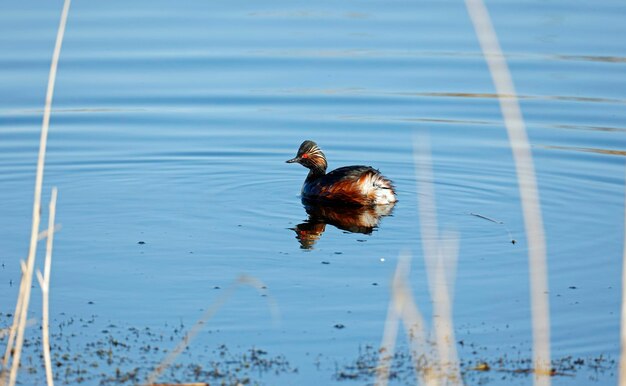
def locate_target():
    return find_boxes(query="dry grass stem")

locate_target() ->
[427,236,461,386]
[394,254,435,386]
[36,188,58,386]
[37,224,62,241]
[1,0,71,385]
[143,275,278,386]
[2,261,30,370]
[376,287,401,386]
[376,253,408,386]
[377,135,465,386]
[2,268,27,372]
[618,170,626,386]
[464,0,551,383]
[0,321,35,341]
[376,252,434,386]
[414,134,439,260]
[414,135,463,385]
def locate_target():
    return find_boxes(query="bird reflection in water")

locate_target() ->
[291,199,396,249]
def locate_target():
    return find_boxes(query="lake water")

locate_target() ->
[1,0,625,385]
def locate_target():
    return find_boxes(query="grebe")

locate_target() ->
[286,140,397,206]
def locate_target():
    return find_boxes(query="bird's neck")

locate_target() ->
[306,168,326,182]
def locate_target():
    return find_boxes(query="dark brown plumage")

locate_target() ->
[286,140,397,206]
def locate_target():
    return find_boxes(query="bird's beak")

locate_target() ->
[286,157,299,163]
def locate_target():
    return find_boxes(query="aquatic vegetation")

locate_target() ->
[0,312,616,385]
[335,344,616,385]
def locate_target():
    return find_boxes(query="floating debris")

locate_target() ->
[469,212,516,244]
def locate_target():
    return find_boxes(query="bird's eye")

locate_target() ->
[301,153,309,159]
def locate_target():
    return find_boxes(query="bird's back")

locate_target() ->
[303,165,397,206]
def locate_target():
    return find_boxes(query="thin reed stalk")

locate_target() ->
[37,224,62,242]
[0,321,35,342]
[376,273,402,386]
[618,171,626,386]
[376,135,464,386]
[414,135,463,386]
[376,253,433,386]
[464,0,551,383]
[36,188,58,386]
[144,275,278,386]
[427,235,461,385]
[395,255,435,386]
[2,268,27,371]
[2,1,71,385]
[375,252,426,386]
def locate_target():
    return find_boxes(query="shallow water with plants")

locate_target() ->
[1,0,625,385]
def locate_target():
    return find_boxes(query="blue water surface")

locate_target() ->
[1,0,625,384]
